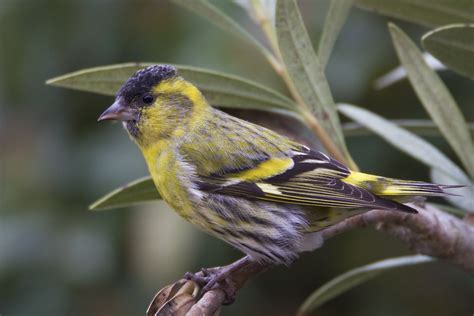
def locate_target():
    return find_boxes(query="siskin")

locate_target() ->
[98,65,458,293]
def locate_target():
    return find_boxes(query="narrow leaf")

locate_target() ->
[339,104,470,184]
[356,0,474,28]
[423,24,474,80]
[46,63,300,116]
[89,176,160,210]
[343,119,474,137]
[46,63,143,96]
[298,255,434,315]
[235,0,276,29]
[431,169,474,212]
[373,53,445,90]
[275,0,349,158]
[390,24,474,178]
[171,0,276,65]
[318,0,353,68]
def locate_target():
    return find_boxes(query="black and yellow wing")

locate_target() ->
[197,148,417,213]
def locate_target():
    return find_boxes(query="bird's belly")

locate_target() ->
[189,194,312,265]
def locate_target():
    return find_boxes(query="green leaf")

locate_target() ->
[46,63,142,96]
[318,0,353,68]
[373,53,446,90]
[275,0,349,157]
[89,176,160,210]
[389,24,474,178]
[46,63,300,116]
[422,24,474,80]
[430,169,474,212]
[355,0,474,28]
[235,0,276,28]
[298,255,434,315]
[339,104,470,184]
[343,119,474,137]
[170,0,277,66]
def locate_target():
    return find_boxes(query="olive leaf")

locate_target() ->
[275,0,353,165]
[46,63,300,117]
[422,24,474,80]
[390,24,474,178]
[339,104,470,184]
[89,176,160,211]
[170,0,277,67]
[298,255,434,315]
[373,53,445,90]
[235,0,276,30]
[343,119,474,138]
[356,0,474,28]
[318,0,353,68]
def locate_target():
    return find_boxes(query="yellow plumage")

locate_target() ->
[98,65,458,267]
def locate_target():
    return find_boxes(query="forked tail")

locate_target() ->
[343,171,463,197]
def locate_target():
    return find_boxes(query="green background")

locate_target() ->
[1,0,473,315]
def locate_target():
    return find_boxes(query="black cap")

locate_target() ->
[117,64,177,101]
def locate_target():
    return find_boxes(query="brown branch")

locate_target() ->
[147,203,474,315]
[186,262,267,316]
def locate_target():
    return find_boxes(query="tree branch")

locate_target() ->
[147,203,474,315]
[320,203,474,272]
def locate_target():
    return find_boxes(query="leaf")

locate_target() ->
[318,0,353,68]
[431,169,474,212]
[422,24,474,80]
[89,176,160,210]
[235,0,276,29]
[343,119,474,137]
[46,63,142,96]
[390,24,474,178]
[298,255,434,315]
[373,53,445,90]
[275,0,349,159]
[171,0,277,66]
[355,0,474,28]
[46,63,300,116]
[338,104,470,184]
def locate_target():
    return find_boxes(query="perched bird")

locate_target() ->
[98,64,458,292]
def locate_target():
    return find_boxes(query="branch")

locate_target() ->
[146,203,474,315]
[319,203,474,272]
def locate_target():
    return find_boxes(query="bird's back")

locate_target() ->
[178,108,303,176]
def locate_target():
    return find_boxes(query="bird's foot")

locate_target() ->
[184,256,250,305]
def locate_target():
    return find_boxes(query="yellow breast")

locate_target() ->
[141,142,194,219]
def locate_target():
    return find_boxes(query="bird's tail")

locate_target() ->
[343,171,463,197]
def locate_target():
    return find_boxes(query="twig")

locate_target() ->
[186,261,267,316]
[148,203,474,315]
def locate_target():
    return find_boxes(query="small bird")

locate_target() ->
[98,65,458,293]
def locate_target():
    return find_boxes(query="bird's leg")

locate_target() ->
[184,256,251,303]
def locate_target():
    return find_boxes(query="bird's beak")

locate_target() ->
[98,98,135,122]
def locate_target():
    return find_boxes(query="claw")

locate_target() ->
[182,256,252,304]
[201,267,210,277]
[184,271,208,285]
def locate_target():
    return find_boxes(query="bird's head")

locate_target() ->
[99,64,207,147]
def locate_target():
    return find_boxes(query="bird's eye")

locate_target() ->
[142,94,154,104]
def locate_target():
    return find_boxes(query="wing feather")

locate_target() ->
[197,149,417,213]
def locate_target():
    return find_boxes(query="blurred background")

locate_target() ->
[1,0,473,315]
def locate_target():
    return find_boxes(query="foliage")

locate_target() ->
[47,0,473,313]
[422,24,474,80]
[298,255,434,315]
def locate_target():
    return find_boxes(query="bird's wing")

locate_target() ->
[197,148,415,212]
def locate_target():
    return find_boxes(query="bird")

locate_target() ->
[98,64,459,294]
